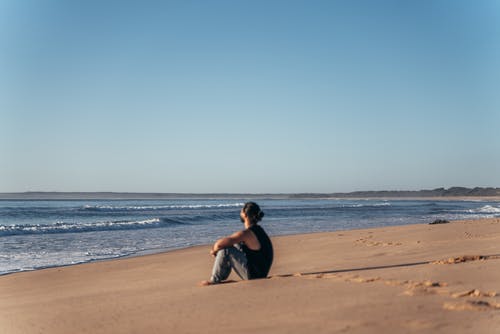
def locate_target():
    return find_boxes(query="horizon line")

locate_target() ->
[1,187,499,200]
[1,186,499,194]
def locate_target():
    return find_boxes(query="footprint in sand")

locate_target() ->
[443,300,500,311]
[355,236,402,247]
[451,289,497,298]
[309,273,340,279]
[464,231,474,239]
[432,255,488,264]
[344,275,381,283]
[401,281,449,296]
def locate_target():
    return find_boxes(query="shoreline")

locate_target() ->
[0,243,211,278]
[2,218,500,333]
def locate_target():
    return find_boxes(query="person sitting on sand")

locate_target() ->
[200,202,273,286]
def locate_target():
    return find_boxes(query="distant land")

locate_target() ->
[0,187,499,200]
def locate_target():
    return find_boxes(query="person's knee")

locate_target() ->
[218,247,241,262]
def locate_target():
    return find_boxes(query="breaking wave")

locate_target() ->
[0,217,192,236]
[81,202,244,211]
[467,205,500,214]
[341,202,391,208]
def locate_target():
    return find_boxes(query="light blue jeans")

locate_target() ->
[210,244,250,283]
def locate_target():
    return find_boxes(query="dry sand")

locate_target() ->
[1,218,499,333]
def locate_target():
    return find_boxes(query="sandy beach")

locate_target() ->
[1,217,499,333]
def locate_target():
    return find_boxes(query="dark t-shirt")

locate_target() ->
[241,224,273,279]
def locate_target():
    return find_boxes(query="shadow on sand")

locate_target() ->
[272,253,500,278]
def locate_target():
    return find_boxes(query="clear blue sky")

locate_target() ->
[1,0,499,193]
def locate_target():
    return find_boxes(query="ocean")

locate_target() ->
[1,198,499,275]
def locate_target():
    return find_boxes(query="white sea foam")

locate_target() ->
[82,203,244,211]
[342,202,391,208]
[0,218,168,236]
[467,205,500,214]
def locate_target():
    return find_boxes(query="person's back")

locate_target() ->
[241,224,273,278]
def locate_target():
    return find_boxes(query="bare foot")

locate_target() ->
[198,279,237,286]
[198,280,213,287]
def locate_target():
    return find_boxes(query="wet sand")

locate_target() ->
[1,218,499,333]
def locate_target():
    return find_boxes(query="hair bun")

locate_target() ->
[243,202,264,223]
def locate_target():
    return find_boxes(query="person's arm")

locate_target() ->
[210,230,247,256]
